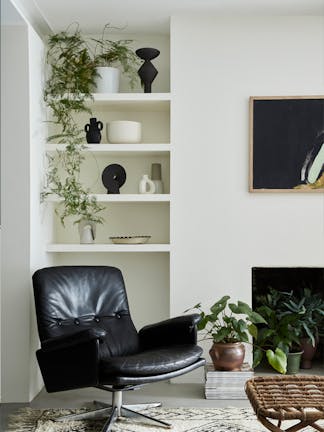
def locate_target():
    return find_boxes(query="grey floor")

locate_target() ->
[0,382,250,431]
[2,362,323,431]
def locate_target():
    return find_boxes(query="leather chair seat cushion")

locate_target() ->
[99,344,203,378]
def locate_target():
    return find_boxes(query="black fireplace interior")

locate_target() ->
[252,267,324,300]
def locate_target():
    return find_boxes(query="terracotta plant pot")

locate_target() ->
[300,338,317,369]
[209,342,245,371]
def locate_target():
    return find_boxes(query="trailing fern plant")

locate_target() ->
[42,25,104,225]
[42,24,139,225]
[42,139,104,226]
[44,25,97,137]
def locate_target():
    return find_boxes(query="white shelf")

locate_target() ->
[45,92,171,255]
[45,194,170,203]
[92,93,171,101]
[88,93,171,111]
[46,243,171,253]
[45,143,171,156]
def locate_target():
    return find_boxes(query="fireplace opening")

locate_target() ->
[252,267,324,372]
[252,267,323,297]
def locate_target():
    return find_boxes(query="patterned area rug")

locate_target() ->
[7,406,324,432]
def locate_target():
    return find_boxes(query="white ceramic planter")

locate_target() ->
[106,120,142,143]
[95,67,120,93]
[78,219,96,244]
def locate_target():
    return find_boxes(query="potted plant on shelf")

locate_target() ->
[42,24,141,233]
[41,145,104,241]
[42,25,105,237]
[92,24,140,92]
[186,296,287,374]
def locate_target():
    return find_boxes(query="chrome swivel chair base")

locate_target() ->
[56,388,171,432]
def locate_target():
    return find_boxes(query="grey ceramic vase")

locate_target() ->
[151,163,164,194]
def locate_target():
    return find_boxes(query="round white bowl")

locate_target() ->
[106,120,142,144]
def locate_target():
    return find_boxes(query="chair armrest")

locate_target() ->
[139,314,201,350]
[37,334,102,393]
[41,328,107,352]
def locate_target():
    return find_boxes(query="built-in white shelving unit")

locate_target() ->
[46,92,171,253]
[42,32,171,329]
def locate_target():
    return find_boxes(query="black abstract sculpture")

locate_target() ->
[102,164,126,194]
[136,48,160,93]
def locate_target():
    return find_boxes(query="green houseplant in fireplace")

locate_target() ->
[254,288,308,374]
[186,296,287,374]
[276,287,324,370]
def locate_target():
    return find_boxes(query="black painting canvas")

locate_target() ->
[250,96,324,192]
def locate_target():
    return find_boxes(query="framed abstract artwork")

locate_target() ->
[249,96,324,192]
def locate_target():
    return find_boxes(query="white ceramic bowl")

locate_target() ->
[106,121,142,144]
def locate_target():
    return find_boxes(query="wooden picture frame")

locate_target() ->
[249,96,324,192]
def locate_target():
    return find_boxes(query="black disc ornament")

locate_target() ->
[102,164,126,194]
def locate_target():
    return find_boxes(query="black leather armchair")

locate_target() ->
[33,266,205,431]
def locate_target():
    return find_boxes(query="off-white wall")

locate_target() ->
[170,15,324,378]
[1,25,31,402]
[2,14,324,400]
[1,21,49,402]
[28,23,52,401]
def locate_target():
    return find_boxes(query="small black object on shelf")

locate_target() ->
[136,48,160,93]
[84,117,103,143]
[102,164,126,194]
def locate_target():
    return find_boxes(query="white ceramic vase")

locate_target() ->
[95,67,120,93]
[139,174,155,194]
[106,121,142,143]
[78,220,96,244]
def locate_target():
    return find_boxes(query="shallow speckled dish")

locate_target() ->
[109,235,151,244]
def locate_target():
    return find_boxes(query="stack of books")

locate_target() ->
[205,362,254,399]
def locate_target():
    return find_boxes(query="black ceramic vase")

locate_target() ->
[84,118,103,143]
[136,48,160,93]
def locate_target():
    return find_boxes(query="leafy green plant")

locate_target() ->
[41,140,104,225]
[92,24,140,88]
[254,289,300,350]
[255,286,324,353]
[186,296,287,374]
[44,25,97,136]
[42,25,105,225]
[252,287,313,375]
[280,287,324,346]
[42,24,140,225]
[188,296,265,343]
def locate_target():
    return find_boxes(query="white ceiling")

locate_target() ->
[5,0,324,34]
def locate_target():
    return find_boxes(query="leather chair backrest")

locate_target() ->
[33,266,140,357]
